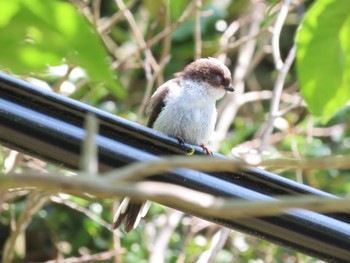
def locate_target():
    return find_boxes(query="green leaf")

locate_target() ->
[0,0,126,99]
[296,0,350,121]
[169,0,188,20]
[144,0,166,18]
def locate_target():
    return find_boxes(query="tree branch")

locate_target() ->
[2,152,350,222]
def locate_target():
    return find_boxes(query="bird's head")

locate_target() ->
[175,57,234,100]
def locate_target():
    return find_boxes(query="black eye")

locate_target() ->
[214,75,222,85]
[222,78,230,87]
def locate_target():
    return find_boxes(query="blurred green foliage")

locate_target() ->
[1,0,350,262]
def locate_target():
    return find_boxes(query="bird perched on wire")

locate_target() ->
[113,57,234,232]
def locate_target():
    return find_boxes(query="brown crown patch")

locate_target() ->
[175,58,232,88]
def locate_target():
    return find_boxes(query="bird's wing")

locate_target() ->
[145,80,174,128]
[113,198,146,233]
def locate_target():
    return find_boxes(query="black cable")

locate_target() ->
[1,73,350,262]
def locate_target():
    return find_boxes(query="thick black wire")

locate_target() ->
[1,73,350,262]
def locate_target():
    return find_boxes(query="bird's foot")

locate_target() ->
[175,135,186,146]
[175,136,195,156]
[200,144,213,155]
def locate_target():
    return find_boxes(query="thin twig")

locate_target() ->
[2,154,350,198]
[149,209,183,263]
[272,0,293,70]
[115,1,196,69]
[4,150,21,174]
[103,154,350,183]
[197,228,230,263]
[217,21,240,62]
[243,44,272,80]
[52,66,75,93]
[146,1,196,49]
[114,0,159,72]
[212,1,266,150]
[98,0,137,33]
[236,122,345,152]
[194,0,202,59]
[80,114,99,174]
[44,250,122,263]
[291,139,303,184]
[92,0,101,26]
[258,43,296,152]
[157,3,172,85]
[2,191,50,263]
[136,56,170,121]
[215,28,267,57]
[50,196,112,230]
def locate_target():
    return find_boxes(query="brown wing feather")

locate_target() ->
[113,202,143,232]
[146,83,171,128]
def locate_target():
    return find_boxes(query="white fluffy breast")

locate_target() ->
[152,79,219,145]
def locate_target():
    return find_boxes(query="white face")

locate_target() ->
[202,81,227,101]
[176,78,227,104]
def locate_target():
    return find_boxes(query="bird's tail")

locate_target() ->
[113,198,151,232]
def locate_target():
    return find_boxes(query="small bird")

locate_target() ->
[113,57,234,232]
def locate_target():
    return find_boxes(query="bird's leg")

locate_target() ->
[200,144,213,155]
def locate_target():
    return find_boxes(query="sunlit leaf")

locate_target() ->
[0,0,126,99]
[296,0,350,121]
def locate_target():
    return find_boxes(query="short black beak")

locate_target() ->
[225,84,235,92]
